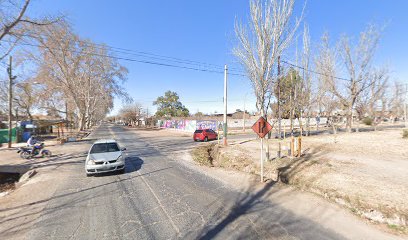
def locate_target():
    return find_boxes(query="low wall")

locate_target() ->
[157,117,328,132]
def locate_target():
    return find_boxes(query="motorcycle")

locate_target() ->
[17,143,52,159]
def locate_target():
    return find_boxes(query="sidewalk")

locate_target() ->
[0,140,63,174]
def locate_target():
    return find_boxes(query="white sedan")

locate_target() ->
[85,139,126,176]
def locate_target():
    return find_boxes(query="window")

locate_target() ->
[90,143,120,153]
[194,130,203,133]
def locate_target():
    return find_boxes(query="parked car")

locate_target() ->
[193,129,218,142]
[85,139,126,176]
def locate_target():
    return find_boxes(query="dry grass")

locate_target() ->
[403,129,408,138]
[191,144,215,167]
[195,128,408,232]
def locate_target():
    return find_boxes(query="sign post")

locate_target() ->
[217,122,222,145]
[252,117,273,182]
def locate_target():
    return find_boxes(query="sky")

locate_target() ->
[25,0,408,115]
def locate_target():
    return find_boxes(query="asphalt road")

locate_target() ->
[25,124,345,240]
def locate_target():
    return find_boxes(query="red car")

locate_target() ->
[193,129,218,142]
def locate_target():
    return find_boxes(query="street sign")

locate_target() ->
[252,117,272,138]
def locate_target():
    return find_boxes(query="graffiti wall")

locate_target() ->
[157,117,328,133]
[196,120,217,131]
[158,120,186,130]
[184,120,197,132]
[157,119,219,132]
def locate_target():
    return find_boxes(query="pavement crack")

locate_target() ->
[138,171,181,235]
[68,216,83,240]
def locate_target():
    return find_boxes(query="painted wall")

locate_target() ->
[157,117,328,132]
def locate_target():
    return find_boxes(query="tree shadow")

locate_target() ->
[277,144,329,185]
[0,164,171,214]
[180,177,345,240]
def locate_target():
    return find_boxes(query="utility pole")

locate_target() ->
[277,56,282,158]
[405,83,408,128]
[15,107,18,143]
[7,56,16,148]
[243,93,247,132]
[223,64,228,146]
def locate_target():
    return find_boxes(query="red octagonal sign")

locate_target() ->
[252,117,272,138]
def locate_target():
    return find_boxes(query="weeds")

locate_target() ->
[403,129,408,139]
[191,144,216,167]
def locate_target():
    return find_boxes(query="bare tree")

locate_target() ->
[315,32,340,135]
[367,67,389,130]
[388,82,406,122]
[12,79,41,120]
[0,0,60,60]
[234,0,303,117]
[118,103,145,126]
[332,24,382,132]
[26,21,128,130]
[300,23,312,135]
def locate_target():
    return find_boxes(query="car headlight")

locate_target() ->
[88,159,96,165]
[117,155,124,162]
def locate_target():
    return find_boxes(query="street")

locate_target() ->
[0,124,403,240]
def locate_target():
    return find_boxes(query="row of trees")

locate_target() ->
[235,0,406,135]
[115,91,190,125]
[0,0,129,130]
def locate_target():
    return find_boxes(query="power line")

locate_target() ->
[4,39,247,77]
[12,33,246,73]
[281,59,352,82]
[3,35,354,82]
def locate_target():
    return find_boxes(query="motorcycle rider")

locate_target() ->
[27,135,41,155]
[27,135,37,147]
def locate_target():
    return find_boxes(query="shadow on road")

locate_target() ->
[180,178,344,240]
[0,165,172,214]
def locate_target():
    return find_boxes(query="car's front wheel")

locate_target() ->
[204,137,208,142]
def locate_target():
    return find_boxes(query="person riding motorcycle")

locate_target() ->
[26,135,42,155]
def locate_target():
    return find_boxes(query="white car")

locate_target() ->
[85,139,126,176]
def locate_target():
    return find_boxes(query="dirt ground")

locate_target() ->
[201,128,408,232]
[125,126,408,236]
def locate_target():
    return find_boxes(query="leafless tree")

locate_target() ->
[330,24,382,132]
[234,0,303,117]
[355,66,389,129]
[300,23,312,135]
[118,103,145,126]
[367,67,389,130]
[12,79,42,120]
[388,82,406,121]
[0,0,60,60]
[314,32,341,135]
[25,21,129,130]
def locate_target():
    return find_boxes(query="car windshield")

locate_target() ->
[194,130,203,133]
[90,143,120,153]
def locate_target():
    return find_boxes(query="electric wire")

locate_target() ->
[10,33,246,73]
[2,39,248,77]
[2,36,355,82]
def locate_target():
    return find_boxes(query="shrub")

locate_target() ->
[191,144,216,167]
[403,129,408,139]
[363,117,373,126]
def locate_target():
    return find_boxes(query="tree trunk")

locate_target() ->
[78,113,86,131]
[306,115,310,136]
[346,108,353,133]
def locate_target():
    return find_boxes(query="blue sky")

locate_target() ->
[27,0,408,115]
